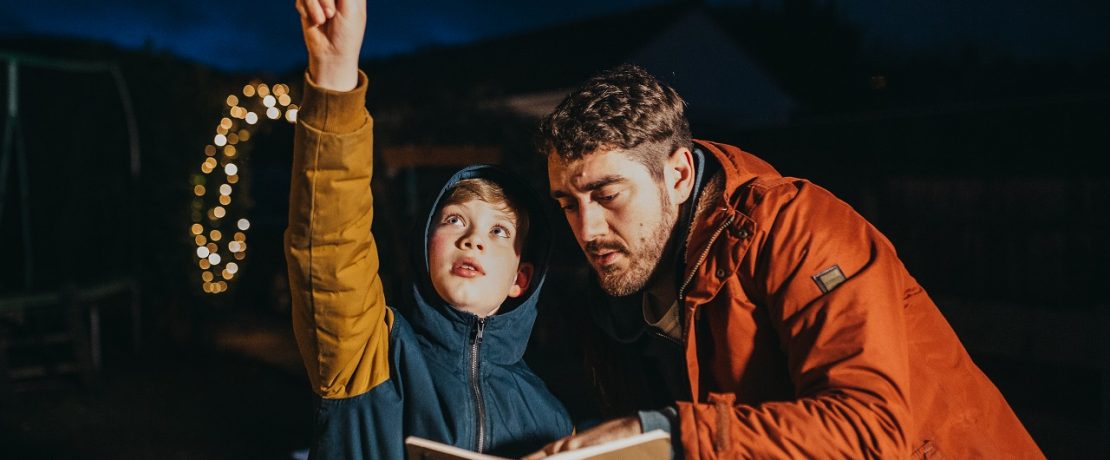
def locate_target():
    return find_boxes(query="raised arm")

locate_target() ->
[296,0,365,91]
[286,0,390,399]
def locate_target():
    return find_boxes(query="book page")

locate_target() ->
[404,430,670,460]
[405,436,509,460]
[546,430,670,460]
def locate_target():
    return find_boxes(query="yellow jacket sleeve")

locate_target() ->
[285,70,391,399]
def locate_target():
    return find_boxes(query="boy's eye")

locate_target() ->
[491,225,511,239]
[558,201,577,213]
[443,214,464,226]
[595,192,619,203]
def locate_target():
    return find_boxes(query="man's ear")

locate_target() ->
[667,147,695,205]
[507,262,534,298]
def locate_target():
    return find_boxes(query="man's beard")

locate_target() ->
[589,192,678,297]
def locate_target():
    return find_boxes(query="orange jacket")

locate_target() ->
[671,140,1042,458]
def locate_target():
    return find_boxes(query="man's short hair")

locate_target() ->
[538,64,691,181]
[440,178,531,248]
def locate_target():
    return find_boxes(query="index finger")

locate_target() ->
[295,0,326,26]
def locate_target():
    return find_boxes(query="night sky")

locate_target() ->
[2,0,1107,73]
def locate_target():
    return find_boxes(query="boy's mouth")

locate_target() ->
[451,258,484,278]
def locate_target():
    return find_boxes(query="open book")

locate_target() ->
[405,430,670,460]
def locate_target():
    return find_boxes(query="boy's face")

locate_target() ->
[428,198,532,317]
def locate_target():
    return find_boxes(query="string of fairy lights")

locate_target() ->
[190,81,298,294]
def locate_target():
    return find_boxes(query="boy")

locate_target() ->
[285,0,572,458]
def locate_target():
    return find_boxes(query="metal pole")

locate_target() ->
[0,60,15,221]
[0,61,33,288]
[110,66,142,347]
[15,109,32,289]
[1,60,33,287]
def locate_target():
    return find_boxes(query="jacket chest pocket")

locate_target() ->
[686,211,757,308]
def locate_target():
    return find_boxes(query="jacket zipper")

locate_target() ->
[470,317,488,452]
[677,213,736,343]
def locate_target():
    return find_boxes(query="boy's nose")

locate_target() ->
[460,233,485,251]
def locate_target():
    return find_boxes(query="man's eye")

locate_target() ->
[491,225,511,239]
[559,202,577,212]
[596,193,618,202]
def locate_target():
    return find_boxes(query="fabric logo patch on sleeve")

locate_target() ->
[812,265,846,293]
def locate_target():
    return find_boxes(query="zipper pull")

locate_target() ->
[475,317,486,344]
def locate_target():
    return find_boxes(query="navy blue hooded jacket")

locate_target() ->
[286,72,572,459]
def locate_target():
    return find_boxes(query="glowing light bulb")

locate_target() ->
[196,246,210,258]
[213,206,226,218]
[286,108,298,123]
[210,230,222,241]
[246,112,258,125]
[237,219,250,231]
[266,107,280,119]
[263,95,276,107]
[218,195,231,205]
[219,184,232,195]
[227,262,239,274]
[214,134,227,147]
[191,223,204,235]
[224,163,238,176]
[208,253,222,265]
[193,185,205,196]
[243,85,256,97]
[202,271,214,282]
[226,95,238,106]
[278,94,291,107]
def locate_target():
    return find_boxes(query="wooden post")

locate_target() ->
[0,321,11,399]
[130,281,142,352]
[1102,304,1109,459]
[66,289,93,385]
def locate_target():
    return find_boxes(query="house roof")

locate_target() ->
[362,2,698,103]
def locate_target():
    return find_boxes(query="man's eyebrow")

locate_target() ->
[550,175,627,199]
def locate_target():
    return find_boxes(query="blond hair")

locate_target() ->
[440,178,530,244]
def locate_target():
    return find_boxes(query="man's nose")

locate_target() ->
[575,204,607,243]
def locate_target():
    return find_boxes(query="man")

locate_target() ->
[529,64,1042,458]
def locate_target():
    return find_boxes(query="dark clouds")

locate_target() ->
[836,0,1110,58]
[1,0,1106,73]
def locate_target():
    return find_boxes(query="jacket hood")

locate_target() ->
[407,165,551,365]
